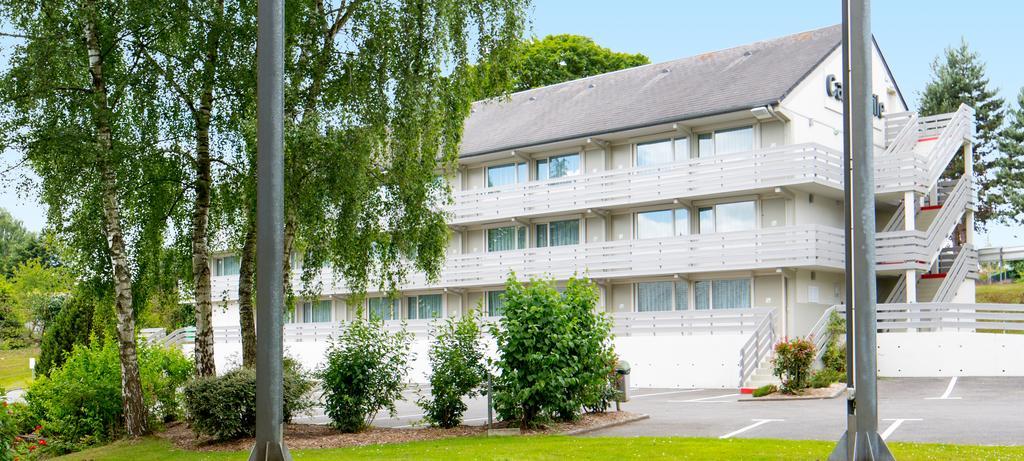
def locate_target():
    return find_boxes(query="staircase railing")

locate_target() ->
[884,274,907,303]
[738,309,776,388]
[876,174,971,270]
[159,326,196,348]
[932,244,977,303]
[885,111,919,156]
[920,105,975,185]
[807,305,839,362]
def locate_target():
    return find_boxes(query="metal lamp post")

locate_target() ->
[829,0,894,459]
[249,0,291,458]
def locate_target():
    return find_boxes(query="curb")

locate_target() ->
[740,384,845,402]
[562,413,650,436]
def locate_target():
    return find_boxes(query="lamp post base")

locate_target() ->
[248,441,293,461]
[829,431,895,461]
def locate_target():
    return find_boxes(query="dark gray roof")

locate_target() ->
[461,25,842,158]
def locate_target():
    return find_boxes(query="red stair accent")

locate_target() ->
[920,204,943,211]
[918,136,939,142]
[921,273,947,280]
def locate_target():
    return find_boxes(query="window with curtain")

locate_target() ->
[548,219,579,246]
[487,162,526,187]
[487,291,506,317]
[285,308,296,324]
[698,133,714,158]
[694,280,711,310]
[637,208,689,239]
[713,279,751,309]
[216,256,240,276]
[302,300,331,323]
[487,226,526,252]
[637,281,674,312]
[675,281,689,310]
[537,153,580,180]
[715,201,756,232]
[407,294,442,319]
[636,139,673,167]
[674,137,690,160]
[535,223,548,247]
[714,126,754,155]
[698,207,715,234]
[368,297,399,320]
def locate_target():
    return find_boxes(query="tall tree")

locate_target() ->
[0,209,39,276]
[482,34,649,97]
[919,40,1005,227]
[994,88,1024,227]
[0,0,183,436]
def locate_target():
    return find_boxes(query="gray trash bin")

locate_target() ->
[615,360,631,402]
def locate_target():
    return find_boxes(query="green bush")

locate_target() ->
[24,338,192,453]
[36,293,94,377]
[0,303,30,350]
[418,313,486,428]
[821,310,846,374]
[752,384,777,398]
[318,316,412,433]
[491,275,615,428]
[771,337,815,394]
[809,369,845,388]
[182,358,313,440]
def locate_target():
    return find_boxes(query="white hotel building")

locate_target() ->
[201,25,987,388]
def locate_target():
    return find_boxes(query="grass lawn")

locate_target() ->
[55,435,1024,461]
[977,282,1024,304]
[0,346,38,390]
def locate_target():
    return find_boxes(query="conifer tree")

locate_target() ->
[995,88,1024,227]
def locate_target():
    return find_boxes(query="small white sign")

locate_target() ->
[29,357,35,370]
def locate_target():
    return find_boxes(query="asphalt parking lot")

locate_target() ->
[296,377,1024,445]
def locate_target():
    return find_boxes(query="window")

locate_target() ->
[536,153,580,180]
[302,300,332,323]
[486,162,527,187]
[694,279,751,310]
[487,226,526,252]
[636,137,689,167]
[285,308,296,324]
[697,125,753,157]
[368,297,400,320]
[697,201,756,234]
[215,256,240,276]
[536,219,579,247]
[636,281,689,311]
[637,208,689,239]
[407,294,442,320]
[487,290,506,317]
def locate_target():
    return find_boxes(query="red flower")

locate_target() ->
[34,425,42,432]
[28,445,35,451]
[38,439,47,446]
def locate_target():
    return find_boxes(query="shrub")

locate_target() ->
[752,384,777,398]
[0,303,30,350]
[24,338,193,453]
[418,313,485,428]
[491,275,615,428]
[822,310,846,374]
[318,316,412,433]
[771,337,815,394]
[182,358,313,440]
[36,292,95,377]
[810,369,845,388]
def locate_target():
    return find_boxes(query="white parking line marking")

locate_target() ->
[631,389,703,399]
[668,393,740,403]
[880,418,922,440]
[925,376,962,400]
[719,419,783,439]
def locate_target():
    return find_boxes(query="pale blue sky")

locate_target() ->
[2,1,1022,246]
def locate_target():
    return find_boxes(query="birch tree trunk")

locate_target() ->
[238,204,257,368]
[192,0,225,377]
[84,5,148,436]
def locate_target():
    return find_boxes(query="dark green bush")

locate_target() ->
[182,358,313,440]
[752,384,777,398]
[771,337,816,394]
[36,293,94,377]
[491,275,615,428]
[318,317,411,433]
[24,338,192,453]
[809,369,845,388]
[418,313,486,428]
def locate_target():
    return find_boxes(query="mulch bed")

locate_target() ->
[157,410,644,451]
[746,383,845,401]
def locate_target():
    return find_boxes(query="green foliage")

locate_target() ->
[0,208,45,277]
[318,317,412,433]
[919,40,1006,227]
[822,310,846,375]
[771,337,816,394]
[809,369,845,389]
[24,339,192,453]
[996,88,1024,228]
[418,314,486,428]
[0,287,30,350]
[182,358,313,440]
[36,291,96,377]
[484,34,650,96]
[752,384,777,398]
[491,275,616,428]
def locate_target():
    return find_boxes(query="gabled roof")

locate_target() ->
[461,25,843,158]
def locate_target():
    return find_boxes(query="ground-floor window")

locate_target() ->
[368,297,400,320]
[694,279,751,309]
[636,281,688,311]
[302,300,332,323]
[407,294,442,320]
[487,290,506,317]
